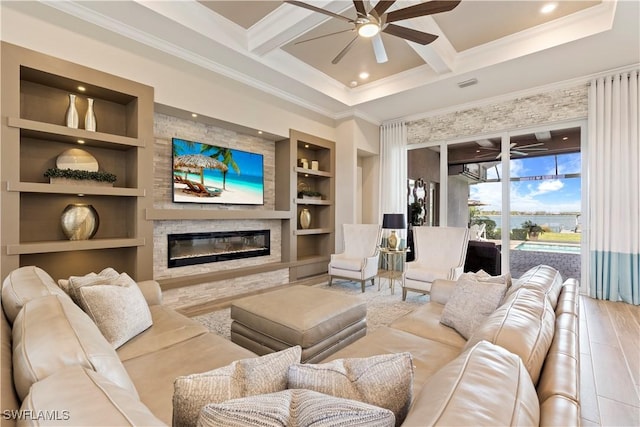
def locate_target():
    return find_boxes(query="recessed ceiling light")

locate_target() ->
[304,144,310,148]
[77,86,86,92]
[349,80,358,87]
[77,139,85,144]
[258,130,263,135]
[359,72,369,80]
[540,2,557,14]
[562,136,569,141]
[191,113,198,118]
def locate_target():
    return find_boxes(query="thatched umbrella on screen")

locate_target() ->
[174,154,228,185]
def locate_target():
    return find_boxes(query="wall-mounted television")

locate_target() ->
[172,138,264,205]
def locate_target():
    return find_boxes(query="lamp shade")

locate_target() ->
[382,213,406,229]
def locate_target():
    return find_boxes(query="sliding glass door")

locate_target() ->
[407,121,586,281]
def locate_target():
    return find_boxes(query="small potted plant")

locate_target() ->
[297,190,323,200]
[44,168,117,186]
[522,220,544,240]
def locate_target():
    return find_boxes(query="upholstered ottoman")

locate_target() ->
[230,285,367,363]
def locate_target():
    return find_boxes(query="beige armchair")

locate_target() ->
[328,224,382,292]
[402,226,470,301]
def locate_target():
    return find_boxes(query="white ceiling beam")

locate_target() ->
[133,0,247,52]
[248,1,354,56]
[391,15,457,74]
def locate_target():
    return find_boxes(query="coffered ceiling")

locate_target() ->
[14,0,640,123]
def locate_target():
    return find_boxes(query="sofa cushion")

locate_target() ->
[464,286,556,384]
[1,266,71,325]
[389,303,467,349]
[20,366,164,426]
[287,352,413,426]
[440,275,508,339]
[1,308,19,420]
[68,272,153,349]
[505,264,563,308]
[402,340,539,426]
[198,389,395,427]
[117,305,208,362]
[173,345,301,427]
[12,294,138,401]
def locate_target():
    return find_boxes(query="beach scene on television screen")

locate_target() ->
[172,138,264,205]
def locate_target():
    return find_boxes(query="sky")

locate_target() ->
[470,153,581,213]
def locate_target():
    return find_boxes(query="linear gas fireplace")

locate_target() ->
[168,230,270,268]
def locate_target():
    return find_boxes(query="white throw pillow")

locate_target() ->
[173,346,302,427]
[287,352,413,426]
[58,267,119,296]
[440,274,509,339]
[68,271,152,349]
[198,389,395,427]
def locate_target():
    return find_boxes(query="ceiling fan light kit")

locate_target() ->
[286,0,461,65]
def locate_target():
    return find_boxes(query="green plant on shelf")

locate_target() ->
[44,168,117,183]
[298,190,323,199]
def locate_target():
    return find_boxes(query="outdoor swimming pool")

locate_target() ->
[515,242,581,254]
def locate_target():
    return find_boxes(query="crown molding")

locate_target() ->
[40,0,341,120]
[334,108,381,126]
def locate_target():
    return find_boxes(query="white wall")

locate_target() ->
[334,117,380,251]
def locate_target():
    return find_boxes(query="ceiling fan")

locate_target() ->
[476,142,549,159]
[285,0,461,64]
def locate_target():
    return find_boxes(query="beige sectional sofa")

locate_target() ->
[1,264,579,426]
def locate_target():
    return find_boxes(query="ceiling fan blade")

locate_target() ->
[372,34,388,63]
[373,0,395,17]
[353,0,367,16]
[516,142,545,149]
[332,35,359,64]
[521,148,549,152]
[284,1,354,23]
[511,150,528,156]
[386,0,461,23]
[295,28,355,45]
[383,24,437,45]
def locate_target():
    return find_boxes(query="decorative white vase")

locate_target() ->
[65,94,79,129]
[85,98,96,131]
[61,204,99,240]
[300,208,311,229]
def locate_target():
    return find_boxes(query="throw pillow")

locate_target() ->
[68,272,152,349]
[173,346,302,427]
[58,267,120,296]
[440,275,508,339]
[287,352,413,426]
[198,389,395,427]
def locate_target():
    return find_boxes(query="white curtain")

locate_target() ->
[379,121,408,220]
[588,70,640,305]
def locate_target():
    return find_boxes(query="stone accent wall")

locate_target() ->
[153,113,275,210]
[407,85,588,144]
[153,113,288,305]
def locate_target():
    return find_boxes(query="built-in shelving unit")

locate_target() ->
[1,42,154,281]
[276,129,335,280]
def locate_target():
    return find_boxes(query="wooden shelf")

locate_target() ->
[295,255,330,265]
[146,208,291,221]
[295,167,332,178]
[295,228,332,235]
[7,117,144,149]
[7,181,144,197]
[7,238,146,255]
[296,198,331,206]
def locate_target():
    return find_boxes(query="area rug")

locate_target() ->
[192,279,430,340]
